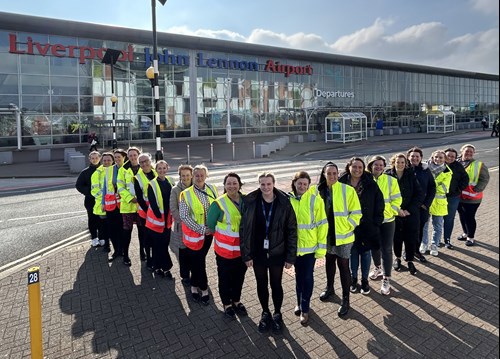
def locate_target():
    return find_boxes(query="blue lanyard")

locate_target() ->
[261,199,274,238]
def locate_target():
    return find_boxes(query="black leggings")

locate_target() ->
[458,202,481,238]
[394,215,419,262]
[253,262,284,314]
[325,253,351,297]
[186,235,213,291]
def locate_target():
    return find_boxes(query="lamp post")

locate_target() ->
[102,48,122,149]
[148,0,167,161]
[225,78,232,143]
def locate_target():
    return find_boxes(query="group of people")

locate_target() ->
[76,142,489,334]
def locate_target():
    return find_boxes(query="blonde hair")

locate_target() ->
[258,172,276,184]
[193,164,209,177]
[460,143,476,153]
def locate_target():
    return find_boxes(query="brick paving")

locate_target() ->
[0,131,498,359]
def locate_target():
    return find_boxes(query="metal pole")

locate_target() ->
[232,142,235,161]
[252,141,256,159]
[152,0,163,161]
[111,65,117,149]
[186,144,190,164]
[14,105,21,150]
[210,143,214,163]
[226,78,231,143]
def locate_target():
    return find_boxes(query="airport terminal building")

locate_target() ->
[0,11,498,148]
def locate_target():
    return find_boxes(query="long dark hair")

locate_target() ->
[344,157,366,175]
[318,161,338,191]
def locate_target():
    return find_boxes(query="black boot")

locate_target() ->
[319,286,334,302]
[338,295,350,317]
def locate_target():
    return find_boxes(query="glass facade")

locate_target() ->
[0,24,498,148]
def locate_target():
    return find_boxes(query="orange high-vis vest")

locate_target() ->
[103,166,119,212]
[461,160,484,201]
[135,169,156,219]
[145,177,174,233]
[213,194,242,259]
[181,184,218,250]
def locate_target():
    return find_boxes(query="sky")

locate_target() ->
[1,0,499,74]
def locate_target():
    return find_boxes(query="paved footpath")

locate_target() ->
[0,136,498,358]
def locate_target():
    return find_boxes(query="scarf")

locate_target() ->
[427,160,446,178]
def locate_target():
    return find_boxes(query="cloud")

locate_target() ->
[167,19,499,74]
[166,25,246,42]
[469,0,499,16]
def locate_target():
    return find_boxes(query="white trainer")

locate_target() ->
[369,266,383,280]
[381,278,391,295]
[430,244,438,257]
[419,243,428,254]
[91,238,99,247]
[99,239,105,246]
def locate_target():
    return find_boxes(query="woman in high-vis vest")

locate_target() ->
[240,172,297,335]
[420,150,453,258]
[289,171,327,325]
[457,144,490,247]
[317,162,362,317]
[179,164,219,306]
[134,153,157,270]
[117,147,142,266]
[90,152,115,253]
[107,149,127,262]
[339,158,384,295]
[146,160,175,278]
[169,164,194,286]
[367,155,402,296]
[207,172,247,319]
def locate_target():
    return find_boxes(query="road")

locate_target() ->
[0,134,497,269]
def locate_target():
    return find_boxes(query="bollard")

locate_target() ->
[187,145,190,164]
[210,143,214,163]
[28,266,43,359]
[253,141,256,159]
[232,142,235,161]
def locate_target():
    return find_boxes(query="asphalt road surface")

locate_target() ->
[0,134,497,270]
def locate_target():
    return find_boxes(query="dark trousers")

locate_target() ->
[325,253,351,297]
[394,214,419,262]
[138,222,147,260]
[371,221,395,277]
[216,254,247,306]
[179,248,190,280]
[122,213,145,259]
[443,195,461,242]
[416,207,430,254]
[294,253,316,314]
[106,208,123,254]
[148,228,173,272]
[186,235,213,291]
[98,216,109,248]
[253,261,284,314]
[85,203,100,239]
[458,202,481,238]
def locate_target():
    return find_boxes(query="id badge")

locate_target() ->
[263,238,269,250]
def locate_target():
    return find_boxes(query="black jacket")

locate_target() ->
[339,172,384,251]
[239,188,297,264]
[446,160,469,197]
[412,163,436,210]
[385,167,424,216]
[75,164,99,209]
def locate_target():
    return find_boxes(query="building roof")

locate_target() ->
[0,11,498,81]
